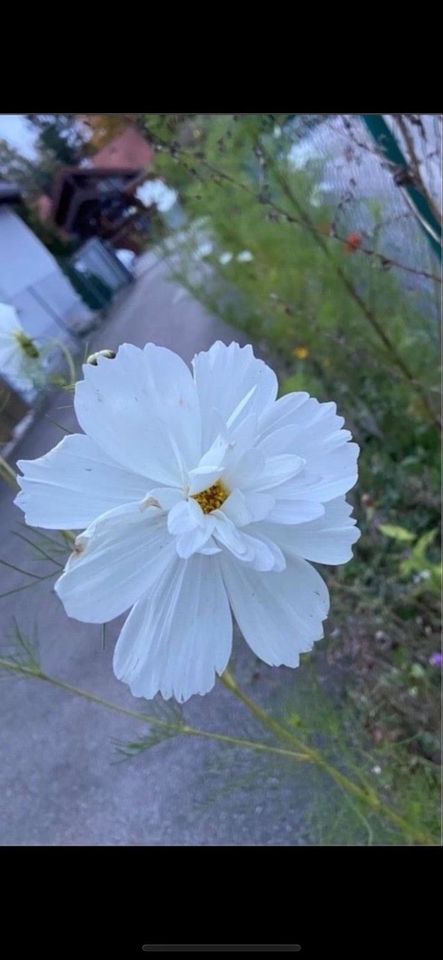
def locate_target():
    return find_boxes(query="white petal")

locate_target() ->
[74,342,201,486]
[0,340,19,368]
[113,553,232,702]
[55,504,175,623]
[226,389,258,431]
[258,394,358,502]
[261,497,360,564]
[223,412,259,473]
[248,454,306,491]
[188,465,225,495]
[221,488,275,526]
[221,553,330,667]
[192,341,278,448]
[199,537,222,555]
[176,519,216,558]
[239,532,286,572]
[142,487,184,511]
[221,488,256,526]
[213,512,252,559]
[229,450,305,493]
[0,349,35,389]
[167,498,204,535]
[258,392,309,436]
[15,434,149,530]
[242,491,276,522]
[0,302,21,336]
[265,499,325,525]
[213,513,284,571]
[278,443,359,502]
[255,425,304,458]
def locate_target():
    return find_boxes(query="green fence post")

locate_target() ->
[362,114,441,262]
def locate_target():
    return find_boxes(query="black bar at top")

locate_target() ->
[142,947,301,953]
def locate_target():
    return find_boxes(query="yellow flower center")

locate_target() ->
[192,480,229,514]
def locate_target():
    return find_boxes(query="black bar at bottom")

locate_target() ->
[142,948,301,953]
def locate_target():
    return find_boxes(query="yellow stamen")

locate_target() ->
[192,480,229,514]
[14,331,39,359]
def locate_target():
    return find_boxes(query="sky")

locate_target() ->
[0,114,38,158]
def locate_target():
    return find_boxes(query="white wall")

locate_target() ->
[0,207,90,340]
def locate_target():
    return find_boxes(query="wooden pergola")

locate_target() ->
[51,166,154,252]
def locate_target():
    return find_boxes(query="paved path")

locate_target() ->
[0,258,320,845]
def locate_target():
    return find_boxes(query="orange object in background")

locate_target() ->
[344,232,362,253]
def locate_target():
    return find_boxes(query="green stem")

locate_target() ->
[0,456,19,492]
[220,670,436,846]
[0,655,435,844]
[0,660,308,764]
[51,339,77,388]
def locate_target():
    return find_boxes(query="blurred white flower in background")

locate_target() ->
[288,139,320,171]
[309,185,325,209]
[135,179,178,213]
[237,250,254,263]
[194,240,213,260]
[219,252,233,265]
[16,341,360,703]
[273,125,282,139]
[0,302,42,391]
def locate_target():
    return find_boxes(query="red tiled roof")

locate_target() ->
[91,126,154,172]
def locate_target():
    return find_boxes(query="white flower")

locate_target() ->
[135,179,178,213]
[194,240,213,260]
[219,251,233,265]
[15,341,360,702]
[309,185,325,209]
[0,302,41,391]
[273,125,282,139]
[237,250,254,263]
[288,140,319,171]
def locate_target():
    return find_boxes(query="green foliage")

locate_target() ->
[0,138,36,195]
[25,114,85,194]
[378,523,441,595]
[379,524,416,542]
[141,113,441,839]
[112,699,185,762]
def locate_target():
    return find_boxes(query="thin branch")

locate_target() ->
[152,127,441,285]
[261,143,441,430]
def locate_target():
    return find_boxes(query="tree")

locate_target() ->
[26,114,85,163]
[0,138,36,196]
[25,114,87,194]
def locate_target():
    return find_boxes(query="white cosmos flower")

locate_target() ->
[0,302,42,391]
[15,341,360,702]
[237,250,254,263]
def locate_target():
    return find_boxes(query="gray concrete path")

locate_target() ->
[0,258,320,845]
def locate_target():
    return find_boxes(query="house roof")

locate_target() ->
[91,126,154,171]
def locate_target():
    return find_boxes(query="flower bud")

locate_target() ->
[86,349,116,365]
